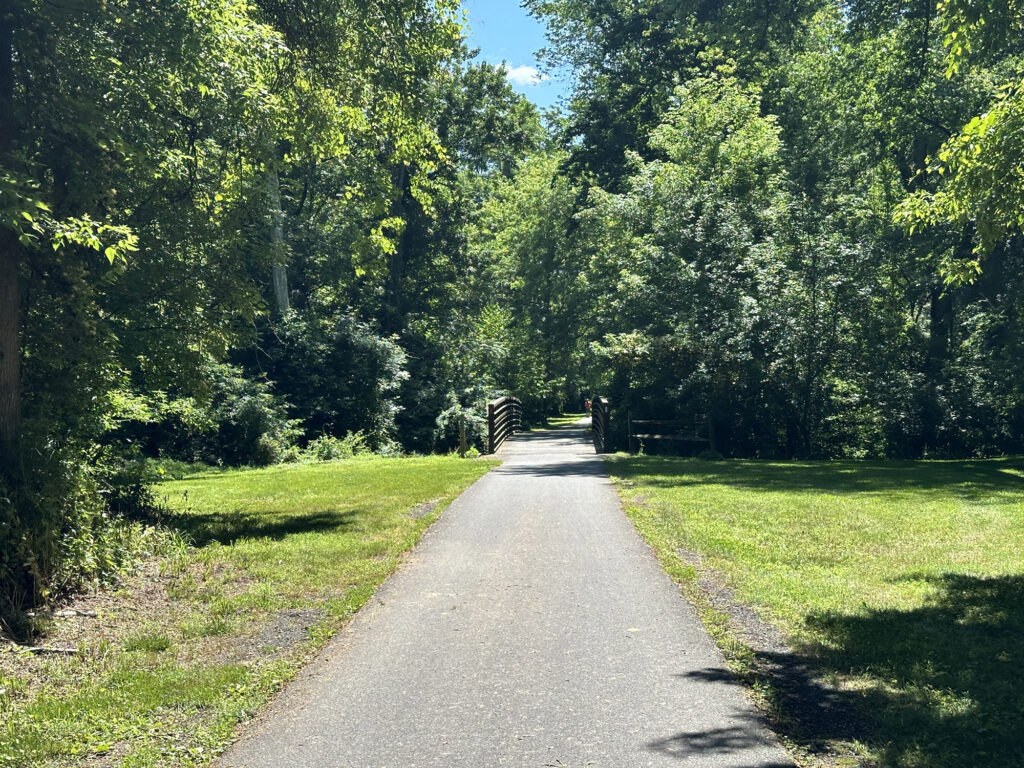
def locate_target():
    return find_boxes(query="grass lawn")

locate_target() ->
[542,412,587,429]
[607,455,1024,768]
[0,455,493,768]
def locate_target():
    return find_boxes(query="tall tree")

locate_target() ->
[0,0,18,462]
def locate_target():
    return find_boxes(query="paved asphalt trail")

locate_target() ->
[220,422,792,768]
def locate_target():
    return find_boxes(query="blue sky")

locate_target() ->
[460,0,572,109]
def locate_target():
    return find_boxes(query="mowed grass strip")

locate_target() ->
[543,412,587,429]
[0,455,494,768]
[607,456,1024,768]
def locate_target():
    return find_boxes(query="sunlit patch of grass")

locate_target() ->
[542,412,587,429]
[0,456,494,768]
[607,455,1024,768]
[123,632,173,654]
[180,615,233,640]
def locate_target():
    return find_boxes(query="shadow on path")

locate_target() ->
[496,459,607,478]
[647,710,790,763]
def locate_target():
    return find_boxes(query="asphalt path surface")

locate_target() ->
[220,421,793,768]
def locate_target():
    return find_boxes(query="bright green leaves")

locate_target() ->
[897,78,1024,279]
[937,0,1023,75]
[893,1,1024,278]
[50,218,139,264]
[650,74,784,195]
[469,151,585,411]
[1,173,138,263]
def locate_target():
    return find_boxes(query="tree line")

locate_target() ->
[494,0,1024,458]
[2,0,1023,620]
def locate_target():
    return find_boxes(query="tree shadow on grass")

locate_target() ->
[165,508,360,547]
[613,456,1024,502]
[690,573,1024,767]
[799,572,1024,767]
[677,658,871,762]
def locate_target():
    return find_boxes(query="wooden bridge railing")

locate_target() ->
[487,396,522,453]
[591,396,611,453]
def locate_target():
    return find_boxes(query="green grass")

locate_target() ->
[0,455,493,768]
[542,412,587,429]
[608,455,1024,768]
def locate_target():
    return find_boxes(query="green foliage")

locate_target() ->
[895,0,1024,272]
[471,153,586,416]
[434,396,489,452]
[250,312,407,450]
[0,447,183,636]
[898,84,1024,277]
[101,363,300,467]
[204,364,301,467]
[7,0,1024,648]
[302,432,371,462]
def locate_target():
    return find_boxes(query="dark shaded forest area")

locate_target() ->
[2,0,1024,618]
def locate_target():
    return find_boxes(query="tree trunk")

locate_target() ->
[920,283,953,455]
[266,169,289,315]
[920,227,968,455]
[0,232,18,463]
[0,2,20,465]
[272,263,289,314]
[0,1,12,153]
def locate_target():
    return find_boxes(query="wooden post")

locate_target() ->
[627,408,633,454]
[487,401,496,454]
[459,413,468,457]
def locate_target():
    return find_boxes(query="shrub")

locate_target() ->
[433,393,489,452]
[205,364,301,466]
[0,445,183,638]
[252,311,408,450]
[303,432,370,461]
[102,363,300,468]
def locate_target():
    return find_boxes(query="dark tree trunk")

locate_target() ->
[0,2,20,465]
[0,233,18,463]
[920,283,953,455]
[0,1,11,152]
[920,227,969,455]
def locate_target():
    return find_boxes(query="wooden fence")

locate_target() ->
[591,396,611,453]
[589,395,712,455]
[626,410,710,454]
[487,396,522,453]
